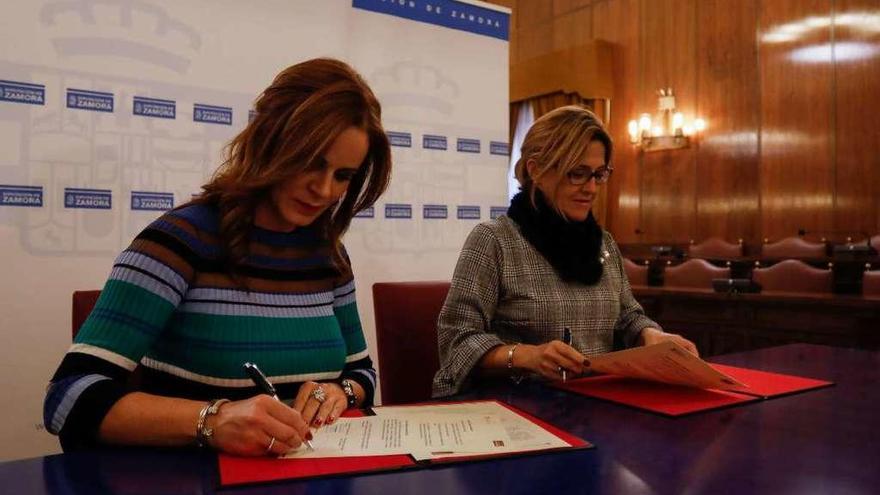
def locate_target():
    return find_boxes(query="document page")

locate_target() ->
[588,341,748,390]
[373,401,571,460]
[282,409,509,459]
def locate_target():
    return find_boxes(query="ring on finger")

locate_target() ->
[266,437,276,453]
[311,385,327,404]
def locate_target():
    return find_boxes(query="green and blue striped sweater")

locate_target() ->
[44,202,376,450]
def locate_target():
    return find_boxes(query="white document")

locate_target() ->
[282,408,510,459]
[373,401,572,461]
[588,341,748,390]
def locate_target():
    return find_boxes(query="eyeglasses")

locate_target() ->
[566,166,613,185]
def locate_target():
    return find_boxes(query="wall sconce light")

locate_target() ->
[627,88,706,152]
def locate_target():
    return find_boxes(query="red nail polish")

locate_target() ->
[314,418,323,426]
[306,432,314,440]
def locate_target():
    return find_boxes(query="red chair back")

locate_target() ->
[752,259,833,293]
[372,281,450,405]
[623,258,648,286]
[664,259,731,289]
[688,237,743,259]
[863,270,880,296]
[761,237,826,259]
[72,290,102,339]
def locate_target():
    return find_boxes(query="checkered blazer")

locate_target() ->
[432,215,660,397]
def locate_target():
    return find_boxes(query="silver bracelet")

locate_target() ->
[506,344,519,369]
[195,398,230,448]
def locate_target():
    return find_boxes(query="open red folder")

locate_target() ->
[552,363,833,417]
[218,400,590,487]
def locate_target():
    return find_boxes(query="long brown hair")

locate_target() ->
[196,58,391,272]
[513,105,612,212]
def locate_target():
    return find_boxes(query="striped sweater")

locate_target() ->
[44,203,376,450]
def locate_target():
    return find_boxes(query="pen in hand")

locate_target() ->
[562,327,572,382]
[243,362,315,451]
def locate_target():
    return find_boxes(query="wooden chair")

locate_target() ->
[372,281,450,405]
[688,237,743,259]
[761,237,826,259]
[751,259,833,293]
[863,270,880,296]
[623,258,648,286]
[72,290,102,338]
[663,259,731,289]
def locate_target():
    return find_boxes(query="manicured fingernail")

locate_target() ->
[328,415,336,424]
[314,418,323,426]
[306,431,314,440]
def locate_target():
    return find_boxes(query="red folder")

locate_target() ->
[218,400,589,487]
[552,364,832,417]
[710,363,834,398]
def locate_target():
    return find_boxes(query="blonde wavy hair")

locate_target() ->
[514,105,612,212]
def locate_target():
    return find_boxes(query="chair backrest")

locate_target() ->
[663,259,731,289]
[863,270,880,296]
[688,237,743,259]
[761,237,826,259]
[623,258,648,286]
[72,290,102,339]
[372,281,450,405]
[752,259,833,293]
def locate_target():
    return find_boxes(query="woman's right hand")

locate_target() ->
[206,395,311,456]
[515,341,588,380]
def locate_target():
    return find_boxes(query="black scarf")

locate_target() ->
[506,190,604,285]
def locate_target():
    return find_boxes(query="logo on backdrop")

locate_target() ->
[133,96,176,119]
[0,185,43,207]
[0,80,45,105]
[193,103,232,125]
[457,205,481,220]
[423,204,448,219]
[131,191,174,211]
[456,138,481,153]
[64,188,112,209]
[354,206,375,218]
[352,0,510,41]
[67,88,114,112]
[490,206,507,219]
[422,134,447,150]
[490,141,510,156]
[385,203,413,219]
[387,131,412,147]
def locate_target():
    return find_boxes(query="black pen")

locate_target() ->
[562,327,572,382]
[243,362,314,450]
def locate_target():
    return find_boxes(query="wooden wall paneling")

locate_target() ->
[833,0,880,240]
[516,20,555,62]
[694,0,761,245]
[516,0,554,30]
[592,0,642,242]
[554,0,594,17]
[639,0,698,243]
[758,0,834,241]
[553,5,593,51]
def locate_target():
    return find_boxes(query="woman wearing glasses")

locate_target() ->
[433,105,696,397]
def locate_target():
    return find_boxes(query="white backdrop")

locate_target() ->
[0,0,510,460]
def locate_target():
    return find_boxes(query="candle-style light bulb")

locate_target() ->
[694,118,706,132]
[638,114,652,132]
[628,120,639,143]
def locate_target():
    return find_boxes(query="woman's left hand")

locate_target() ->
[291,381,347,428]
[639,327,699,357]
